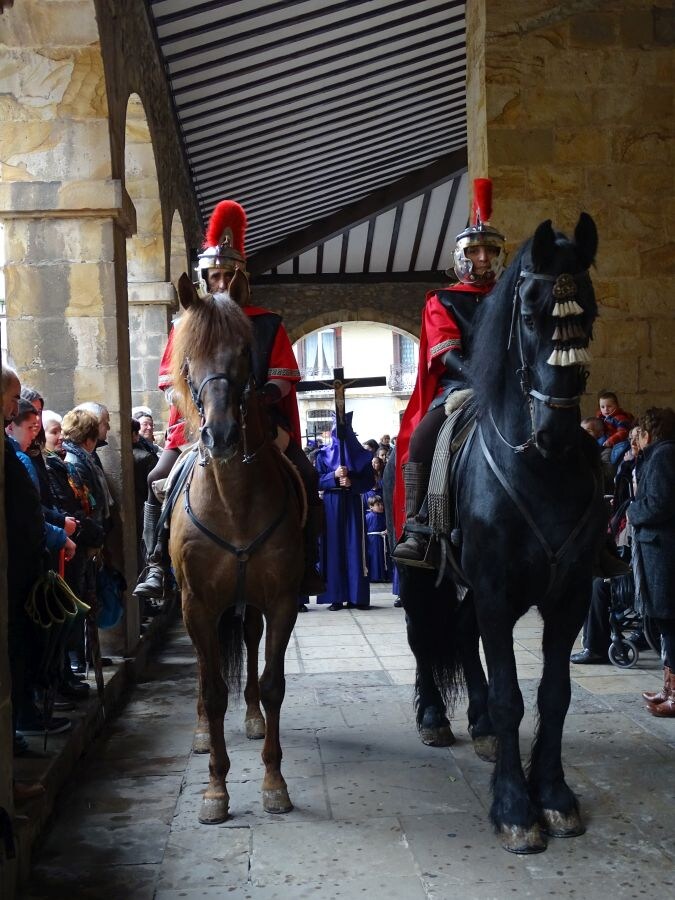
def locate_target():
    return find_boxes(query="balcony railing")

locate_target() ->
[388,364,417,393]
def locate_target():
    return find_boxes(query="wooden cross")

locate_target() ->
[296,367,386,467]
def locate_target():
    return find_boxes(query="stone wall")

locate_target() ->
[467,0,675,416]
[252,281,434,343]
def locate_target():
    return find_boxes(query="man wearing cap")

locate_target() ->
[392,179,506,566]
[134,200,324,600]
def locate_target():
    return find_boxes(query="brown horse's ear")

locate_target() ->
[177,273,199,310]
[228,266,251,307]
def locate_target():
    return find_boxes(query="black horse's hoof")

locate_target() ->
[541,808,585,838]
[419,707,455,746]
[500,823,547,854]
[420,724,456,746]
[472,734,498,762]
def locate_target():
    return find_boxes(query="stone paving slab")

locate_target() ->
[22,588,675,899]
[248,818,415,885]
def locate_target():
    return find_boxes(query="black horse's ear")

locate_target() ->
[177,273,199,310]
[574,213,598,268]
[530,219,556,271]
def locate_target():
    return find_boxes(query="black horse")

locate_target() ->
[399,214,605,854]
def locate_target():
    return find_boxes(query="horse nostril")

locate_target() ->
[226,423,240,448]
[201,426,214,448]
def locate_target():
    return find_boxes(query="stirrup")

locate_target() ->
[393,524,436,570]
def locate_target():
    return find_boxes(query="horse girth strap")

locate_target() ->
[183,473,290,619]
[477,422,599,600]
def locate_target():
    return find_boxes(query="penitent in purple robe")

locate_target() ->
[315,413,375,606]
[365,509,391,582]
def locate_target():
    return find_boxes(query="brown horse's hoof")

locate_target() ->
[541,808,585,838]
[420,724,456,747]
[198,794,229,824]
[500,823,547,854]
[245,715,266,740]
[472,735,498,763]
[193,732,210,754]
[262,787,293,814]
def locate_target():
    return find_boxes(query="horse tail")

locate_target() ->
[217,607,245,696]
[401,567,464,724]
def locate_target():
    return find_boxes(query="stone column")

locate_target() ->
[0,182,142,653]
[128,282,175,429]
[0,398,16,896]
[466,0,675,415]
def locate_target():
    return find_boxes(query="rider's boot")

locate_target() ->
[392,463,434,569]
[141,500,161,563]
[134,502,168,603]
[299,504,326,596]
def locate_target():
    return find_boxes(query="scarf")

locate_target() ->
[62,440,113,520]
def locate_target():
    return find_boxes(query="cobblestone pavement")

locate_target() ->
[23,586,675,899]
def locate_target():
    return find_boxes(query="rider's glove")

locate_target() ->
[262,382,282,405]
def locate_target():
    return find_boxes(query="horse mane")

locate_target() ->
[468,240,530,406]
[468,229,598,408]
[170,294,252,432]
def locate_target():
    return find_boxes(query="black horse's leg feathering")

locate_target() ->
[527,585,590,837]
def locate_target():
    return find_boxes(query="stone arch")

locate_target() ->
[124,92,174,417]
[283,302,421,345]
[169,209,189,287]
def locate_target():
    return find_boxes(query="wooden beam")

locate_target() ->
[247,148,467,275]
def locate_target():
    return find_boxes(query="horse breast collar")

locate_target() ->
[183,463,290,619]
[477,422,600,600]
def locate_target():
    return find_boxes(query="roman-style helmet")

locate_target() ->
[451,178,506,285]
[196,200,248,295]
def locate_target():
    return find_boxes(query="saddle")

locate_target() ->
[154,442,308,538]
[425,390,478,588]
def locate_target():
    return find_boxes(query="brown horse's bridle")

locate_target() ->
[185,364,266,464]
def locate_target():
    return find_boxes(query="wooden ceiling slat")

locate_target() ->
[181,59,462,141]
[195,102,464,201]
[178,34,464,134]
[171,6,462,95]
[190,88,465,178]
[245,148,467,272]
[163,0,412,65]
[147,1,469,264]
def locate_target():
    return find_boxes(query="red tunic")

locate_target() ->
[393,283,492,538]
[158,305,301,450]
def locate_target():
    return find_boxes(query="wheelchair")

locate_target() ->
[607,571,661,669]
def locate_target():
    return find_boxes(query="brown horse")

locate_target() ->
[169,274,304,824]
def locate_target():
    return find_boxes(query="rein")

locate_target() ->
[181,360,285,617]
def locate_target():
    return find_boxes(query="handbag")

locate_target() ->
[96,564,126,629]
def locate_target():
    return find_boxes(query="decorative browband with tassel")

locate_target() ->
[547,273,591,367]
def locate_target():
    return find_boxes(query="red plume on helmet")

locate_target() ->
[204,200,247,256]
[472,178,493,226]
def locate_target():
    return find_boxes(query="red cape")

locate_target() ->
[393,283,491,538]
[159,306,301,449]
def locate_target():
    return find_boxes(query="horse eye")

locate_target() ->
[522,314,535,331]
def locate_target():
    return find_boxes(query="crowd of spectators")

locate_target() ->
[2,365,171,801]
[574,393,675,717]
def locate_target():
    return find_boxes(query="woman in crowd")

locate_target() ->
[628,407,675,717]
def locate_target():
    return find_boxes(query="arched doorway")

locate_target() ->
[294,321,418,445]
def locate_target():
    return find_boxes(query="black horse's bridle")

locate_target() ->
[495,268,590,453]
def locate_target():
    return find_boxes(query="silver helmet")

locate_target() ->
[450,178,505,285]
